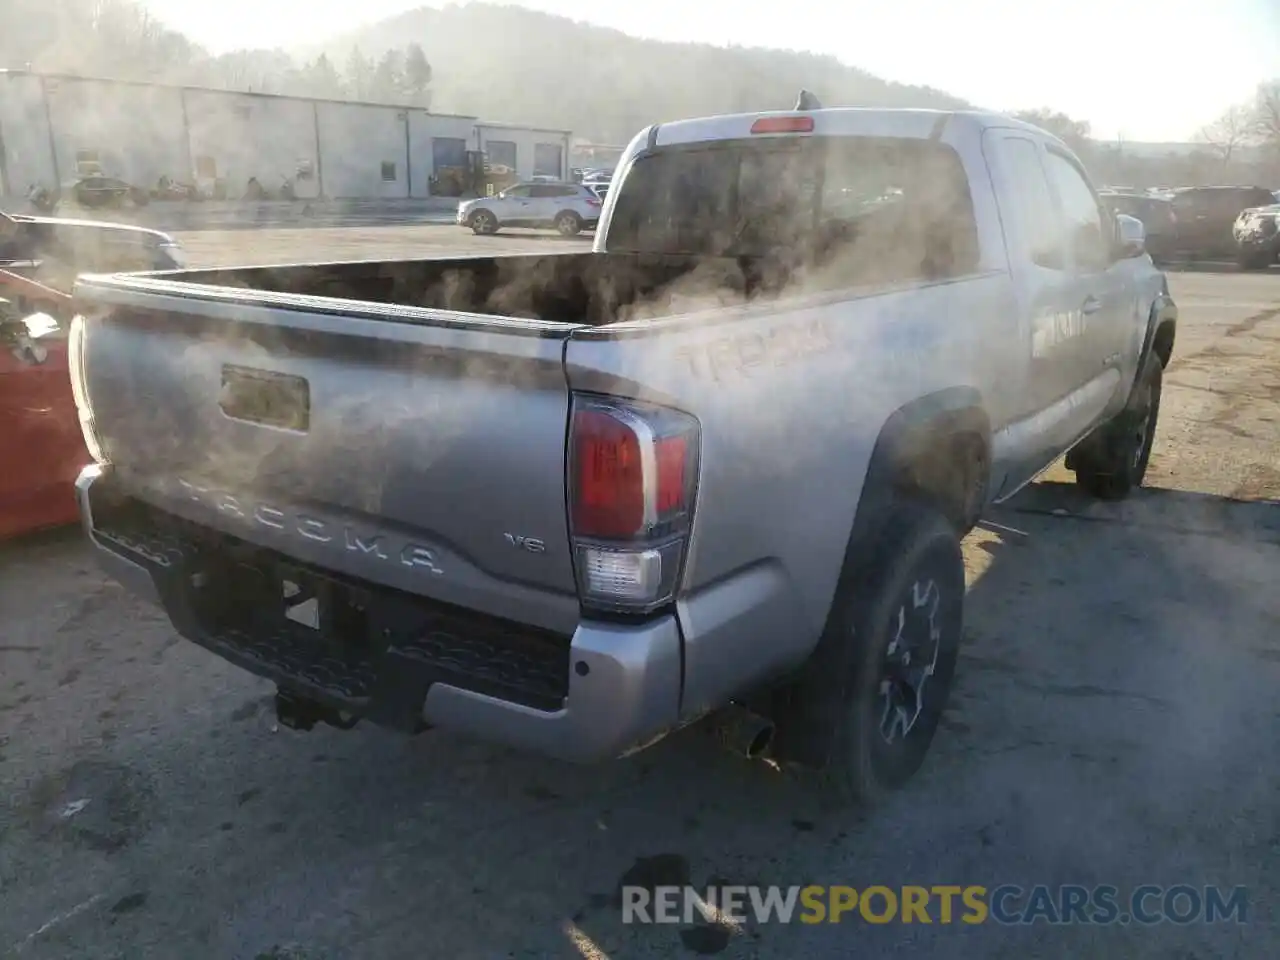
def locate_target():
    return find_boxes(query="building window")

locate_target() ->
[74,150,102,176]
[381,162,398,182]
[486,140,517,173]
[533,142,564,179]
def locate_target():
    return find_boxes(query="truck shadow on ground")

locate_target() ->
[5,482,1280,959]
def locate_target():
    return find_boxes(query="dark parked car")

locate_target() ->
[1233,203,1280,270]
[1099,191,1176,263]
[1167,186,1277,260]
[71,175,149,209]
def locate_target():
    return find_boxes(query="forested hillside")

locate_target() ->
[1,0,968,143]
[312,3,970,140]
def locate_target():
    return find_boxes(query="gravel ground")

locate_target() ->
[1,227,1278,959]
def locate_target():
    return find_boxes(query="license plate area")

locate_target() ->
[191,549,377,658]
[282,574,322,630]
[94,488,574,711]
[219,365,310,431]
[275,563,371,645]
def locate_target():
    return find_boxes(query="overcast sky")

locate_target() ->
[140,0,1280,142]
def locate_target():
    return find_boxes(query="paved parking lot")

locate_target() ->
[1,226,1278,959]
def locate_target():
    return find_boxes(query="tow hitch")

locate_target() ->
[274,688,361,732]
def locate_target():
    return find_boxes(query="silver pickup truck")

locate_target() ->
[70,104,1176,801]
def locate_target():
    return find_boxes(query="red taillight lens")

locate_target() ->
[569,396,700,613]
[750,115,815,135]
[586,197,602,207]
[572,408,644,538]
[655,436,687,513]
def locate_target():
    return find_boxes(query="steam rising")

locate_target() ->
[77,127,992,528]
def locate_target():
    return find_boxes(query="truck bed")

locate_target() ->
[147,252,776,328]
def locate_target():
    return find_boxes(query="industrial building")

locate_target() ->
[570,141,627,170]
[0,69,572,201]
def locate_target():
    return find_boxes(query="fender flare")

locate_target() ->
[1134,289,1178,385]
[846,386,993,554]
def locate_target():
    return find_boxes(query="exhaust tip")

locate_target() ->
[745,723,775,760]
[713,704,776,760]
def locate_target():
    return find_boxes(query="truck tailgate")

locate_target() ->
[74,277,584,634]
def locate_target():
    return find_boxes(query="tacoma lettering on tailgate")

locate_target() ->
[168,478,445,575]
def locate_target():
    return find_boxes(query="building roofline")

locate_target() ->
[476,120,573,135]
[0,67,479,120]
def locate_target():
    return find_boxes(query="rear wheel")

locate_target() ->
[798,503,965,804]
[1071,352,1163,500]
[554,211,583,236]
[470,209,499,235]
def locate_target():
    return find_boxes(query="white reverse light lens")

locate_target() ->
[580,547,662,603]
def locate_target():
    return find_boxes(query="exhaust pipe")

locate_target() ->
[712,704,776,760]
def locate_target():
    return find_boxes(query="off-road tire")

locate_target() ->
[554,211,583,236]
[806,502,965,805]
[470,209,499,235]
[1071,352,1163,500]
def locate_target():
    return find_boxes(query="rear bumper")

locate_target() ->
[76,464,683,762]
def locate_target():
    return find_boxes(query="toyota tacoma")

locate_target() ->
[69,103,1176,801]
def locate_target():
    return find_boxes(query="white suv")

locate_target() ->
[457,182,603,236]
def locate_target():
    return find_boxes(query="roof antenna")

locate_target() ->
[794,89,823,111]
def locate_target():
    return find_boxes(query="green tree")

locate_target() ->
[344,46,373,100]
[404,42,433,108]
[370,48,405,102]
[303,53,344,99]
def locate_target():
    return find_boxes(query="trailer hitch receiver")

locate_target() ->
[274,688,360,732]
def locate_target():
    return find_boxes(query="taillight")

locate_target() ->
[568,395,700,614]
[586,197,602,207]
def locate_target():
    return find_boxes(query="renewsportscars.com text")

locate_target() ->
[621,884,1249,926]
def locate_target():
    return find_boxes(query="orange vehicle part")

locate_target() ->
[0,269,86,539]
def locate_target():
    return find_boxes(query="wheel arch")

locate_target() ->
[1151,316,1176,369]
[769,387,991,767]
[848,387,993,548]
[1141,290,1177,371]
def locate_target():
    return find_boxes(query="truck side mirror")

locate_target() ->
[1113,214,1146,259]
